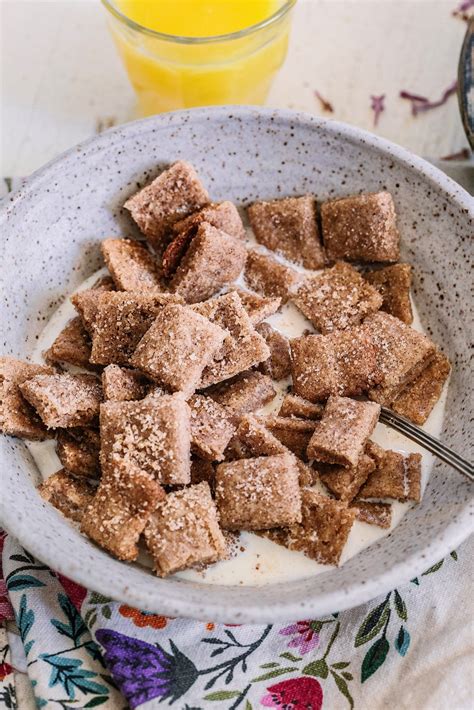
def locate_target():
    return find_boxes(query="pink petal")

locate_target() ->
[260,692,277,708]
[280,623,300,636]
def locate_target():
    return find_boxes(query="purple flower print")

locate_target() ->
[95,628,198,708]
[280,621,321,654]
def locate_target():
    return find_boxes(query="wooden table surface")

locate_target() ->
[1,0,471,176]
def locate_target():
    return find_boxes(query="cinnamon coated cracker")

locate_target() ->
[278,393,324,420]
[316,454,376,502]
[292,262,382,334]
[364,263,413,324]
[81,465,165,561]
[358,441,421,502]
[101,364,150,402]
[307,396,380,468]
[189,394,236,462]
[144,482,227,576]
[351,501,392,529]
[70,276,115,335]
[229,288,281,325]
[244,249,303,304]
[248,195,325,269]
[124,161,209,250]
[101,238,164,292]
[321,191,400,263]
[39,469,96,523]
[56,428,100,478]
[391,350,451,424]
[206,371,276,421]
[257,323,292,380]
[215,454,302,531]
[263,489,356,566]
[20,373,102,429]
[45,317,93,369]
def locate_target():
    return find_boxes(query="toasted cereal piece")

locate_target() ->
[391,351,451,424]
[0,357,56,440]
[44,317,93,368]
[278,393,324,420]
[316,454,376,502]
[102,364,149,402]
[363,312,436,405]
[215,454,302,530]
[191,457,215,488]
[71,276,115,334]
[290,328,381,402]
[307,396,380,468]
[189,395,236,461]
[193,292,270,388]
[170,222,247,303]
[124,161,209,250]
[20,373,102,429]
[89,291,179,367]
[228,288,281,325]
[244,250,303,304]
[56,428,100,478]
[81,466,165,561]
[144,482,227,576]
[100,393,191,485]
[262,415,317,460]
[39,470,96,523]
[101,238,164,292]
[248,195,325,269]
[256,323,292,380]
[264,489,356,565]
[131,304,226,395]
[292,262,383,334]
[358,442,421,502]
[321,191,400,263]
[236,414,316,487]
[172,200,245,240]
[351,501,392,528]
[206,371,276,421]
[364,264,413,324]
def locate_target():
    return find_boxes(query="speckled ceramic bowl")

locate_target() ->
[1,107,473,623]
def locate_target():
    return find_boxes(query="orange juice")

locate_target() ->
[103,0,294,115]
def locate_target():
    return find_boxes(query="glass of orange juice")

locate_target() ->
[101,0,296,115]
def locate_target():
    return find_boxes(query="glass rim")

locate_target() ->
[101,0,296,44]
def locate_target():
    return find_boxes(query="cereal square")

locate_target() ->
[144,482,227,576]
[189,394,236,461]
[39,470,96,523]
[278,393,324,420]
[0,357,55,440]
[215,454,302,530]
[248,195,325,269]
[101,238,164,292]
[264,489,356,565]
[358,441,422,502]
[102,364,149,402]
[256,323,292,380]
[316,453,376,502]
[228,288,281,325]
[263,415,317,460]
[124,161,209,250]
[363,312,436,405]
[364,264,413,324]
[307,396,380,468]
[292,262,383,333]
[193,292,270,388]
[206,371,276,421]
[81,466,165,561]
[89,291,180,366]
[392,350,451,424]
[131,304,226,395]
[56,427,100,478]
[45,317,93,368]
[351,501,392,528]
[100,393,191,486]
[321,191,400,263]
[170,222,247,303]
[20,373,102,429]
[244,250,303,303]
[290,328,381,402]
[234,415,316,487]
[71,276,115,334]
[172,200,245,240]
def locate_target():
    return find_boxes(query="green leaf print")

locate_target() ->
[361,637,390,682]
[302,659,329,679]
[203,690,241,700]
[355,597,390,647]
[251,667,296,682]
[330,670,354,709]
[394,590,408,621]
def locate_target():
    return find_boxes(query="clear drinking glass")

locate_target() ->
[101,0,296,115]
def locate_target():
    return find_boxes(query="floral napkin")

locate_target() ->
[1,529,472,710]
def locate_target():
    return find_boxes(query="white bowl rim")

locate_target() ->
[1,105,473,622]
